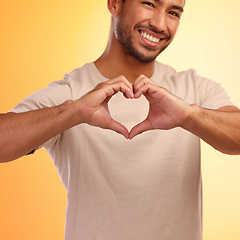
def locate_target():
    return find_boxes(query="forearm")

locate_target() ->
[0,100,80,162]
[0,76,134,162]
[181,105,240,155]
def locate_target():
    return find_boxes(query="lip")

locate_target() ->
[138,29,166,48]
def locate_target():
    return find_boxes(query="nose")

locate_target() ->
[149,11,167,32]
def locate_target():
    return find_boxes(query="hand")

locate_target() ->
[129,75,191,139]
[76,75,134,139]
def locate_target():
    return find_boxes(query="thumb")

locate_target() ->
[129,119,152,139]
[108,119,130,139]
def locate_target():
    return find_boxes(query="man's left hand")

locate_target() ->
[129,75,191,139]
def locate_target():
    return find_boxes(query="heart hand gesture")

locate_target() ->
[77,74,190,139]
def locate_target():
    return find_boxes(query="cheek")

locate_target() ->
[128,8,153,27]
[137,9,153,21]
[168,21,180,37]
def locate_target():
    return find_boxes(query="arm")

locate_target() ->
[181,105,240,155]
[0,76,133,163]
[129,75,240,155]
[0,103,77,163]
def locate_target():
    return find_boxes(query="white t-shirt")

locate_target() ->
[11,62,233,240]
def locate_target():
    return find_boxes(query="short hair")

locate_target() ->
[122,0,185,5]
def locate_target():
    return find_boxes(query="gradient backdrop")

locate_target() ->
[1,0,240,239]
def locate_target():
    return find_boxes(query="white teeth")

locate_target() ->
[140,31,160,43]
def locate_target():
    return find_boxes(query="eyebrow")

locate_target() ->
[153,0,184,13]
[172,5,184,13]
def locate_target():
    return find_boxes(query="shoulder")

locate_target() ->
[154,61,225,90]
[59,63,103,100]
[154,61,232,108]
[11,63,96,112]
[154,61,197,81]
[153,61,201,93]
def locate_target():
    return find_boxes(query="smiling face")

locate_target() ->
[113,0,184,63]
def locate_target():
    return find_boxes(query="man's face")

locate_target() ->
[114,0,184,63]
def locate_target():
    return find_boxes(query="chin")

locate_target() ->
[136,55,158,63]
[131,47,168,63]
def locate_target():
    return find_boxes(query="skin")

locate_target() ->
[0,76,134,162]
[129,75,240,155]
[95,0,240,154]
[96,0,184,82]
[115,0,183,63]
[1,0,240,162]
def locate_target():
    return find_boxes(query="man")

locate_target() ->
[0,0,240,239]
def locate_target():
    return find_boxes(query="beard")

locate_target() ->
[115,18,171,63]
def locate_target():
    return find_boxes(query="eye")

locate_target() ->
[142,1,155,8]
[168,11,180,18]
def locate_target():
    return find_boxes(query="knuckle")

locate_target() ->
[96,82,103,88]
[118,75,128,83]
[120,81,125,87]
[119,75,126,80]
[139,74,146,79]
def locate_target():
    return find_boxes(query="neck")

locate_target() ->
[94,33,155,83]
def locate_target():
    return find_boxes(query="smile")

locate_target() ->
[139,31,160,43]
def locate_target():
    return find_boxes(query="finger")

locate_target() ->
[128,119,152,139]
[79,82,133,117]
[107,75,133,91]
[133,74,156,86]
[133,75,157,98]
[107,118,129,139]
[123,92,130,99]
[94,81,133,103]
[110,81,134,99]
[132,75,148,94]
[134,82,153,99]
[133,74,147,86]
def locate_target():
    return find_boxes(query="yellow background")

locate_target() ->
[1,0,240,239]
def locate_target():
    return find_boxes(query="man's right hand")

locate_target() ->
[0,76,133,162]
[75,75,134,139]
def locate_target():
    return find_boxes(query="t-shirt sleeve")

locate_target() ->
[159,65,234,110]
[9,79,72,152]
[196,74,234,110]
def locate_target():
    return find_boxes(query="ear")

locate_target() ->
[107,0,123,16]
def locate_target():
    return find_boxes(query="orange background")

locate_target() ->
[1,0,240,239]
